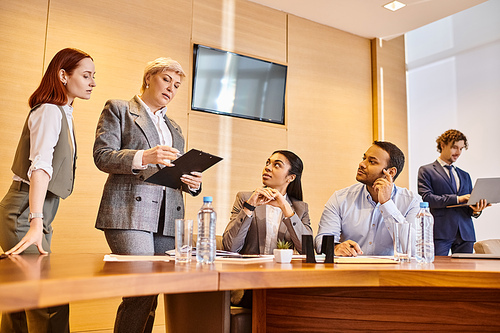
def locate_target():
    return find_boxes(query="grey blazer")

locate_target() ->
[93,96,197,236]
[222,191,312,254]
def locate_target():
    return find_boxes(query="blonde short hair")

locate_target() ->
[141,57,186,93]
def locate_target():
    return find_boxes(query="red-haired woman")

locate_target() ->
[0,48,96,332]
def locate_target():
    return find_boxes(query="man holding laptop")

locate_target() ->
[418,129,490,255]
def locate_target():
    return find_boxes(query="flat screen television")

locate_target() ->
[191,44,287,125]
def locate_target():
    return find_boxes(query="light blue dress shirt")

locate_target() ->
[315,183,422,255]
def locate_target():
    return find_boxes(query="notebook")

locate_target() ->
[447,177,500,208]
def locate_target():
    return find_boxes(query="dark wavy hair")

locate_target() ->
[436,129,468,153]
[272,150,304,201]
[372,141,405,180]
[29,48,93,108]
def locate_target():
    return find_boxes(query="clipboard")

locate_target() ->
[145,149,223,189]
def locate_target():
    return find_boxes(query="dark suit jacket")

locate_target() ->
[93,96,198,237]
[418,160,475,241]
[222,191,312,254]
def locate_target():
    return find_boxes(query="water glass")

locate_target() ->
[392,221,412,262]
[175,219,193,263]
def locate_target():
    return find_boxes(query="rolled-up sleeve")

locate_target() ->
[28,104,63,180]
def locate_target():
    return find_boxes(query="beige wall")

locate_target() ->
[0,0,407,331]
[372,36,409,188]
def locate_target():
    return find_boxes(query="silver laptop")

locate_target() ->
[451,253,500,259]
[447,177,500,208]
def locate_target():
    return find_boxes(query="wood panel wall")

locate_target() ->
[0,0,47,192]
[186,0,288,231]
[372,36,409,188]
[0,0,408,331]
[287,15,373,225]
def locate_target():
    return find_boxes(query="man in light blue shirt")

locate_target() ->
[315,141,421,256]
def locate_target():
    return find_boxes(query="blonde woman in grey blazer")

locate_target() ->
[93,58,201,333]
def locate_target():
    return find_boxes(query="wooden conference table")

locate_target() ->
[1,254,500,332]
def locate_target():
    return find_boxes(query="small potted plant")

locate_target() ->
[274,239,293,263]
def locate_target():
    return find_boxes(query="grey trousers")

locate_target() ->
[104,220,175,333]
[0,181,69,333]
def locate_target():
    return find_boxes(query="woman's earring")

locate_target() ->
[146,84,149,89]
[63,82,67,86]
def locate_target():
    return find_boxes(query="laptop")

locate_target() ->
[451,253,500,259]
[447,177,500,208]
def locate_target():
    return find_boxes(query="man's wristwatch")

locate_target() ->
[28,212,44,222]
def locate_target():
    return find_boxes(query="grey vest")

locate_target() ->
[11,105,76,199]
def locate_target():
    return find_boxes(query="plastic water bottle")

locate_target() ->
[196,196,217,264]
[415,202,435,263]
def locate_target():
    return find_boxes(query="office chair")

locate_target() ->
[474,239,500,254]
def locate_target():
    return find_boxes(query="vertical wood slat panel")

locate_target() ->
[189,0,288,234]
[192,0,287,63]
[287,15,373,230]
[372,36,409,188]
[0,0,48,200]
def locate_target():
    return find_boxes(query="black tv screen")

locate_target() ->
[191,44,287,124]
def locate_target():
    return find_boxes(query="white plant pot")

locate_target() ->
[273,249,293,263]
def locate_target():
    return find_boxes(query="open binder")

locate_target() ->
[145,149,223,189]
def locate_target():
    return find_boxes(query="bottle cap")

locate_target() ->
[203,196,213,202]
[420,202,429,208]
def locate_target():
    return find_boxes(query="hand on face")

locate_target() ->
[373,168,394,204]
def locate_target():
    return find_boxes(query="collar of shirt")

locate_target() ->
[437,157,453,168]
[136,95,167,117]
[363,183,396,207]
[136,95,172,148]
[62,104,74,120]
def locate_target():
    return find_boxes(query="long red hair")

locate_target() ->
[29,48,93,108]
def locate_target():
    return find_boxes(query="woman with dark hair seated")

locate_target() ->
[223,150,312,255]
[223,150,312,308]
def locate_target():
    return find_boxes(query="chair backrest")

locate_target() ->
[193,234,224,250]
[474,239,500,254]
